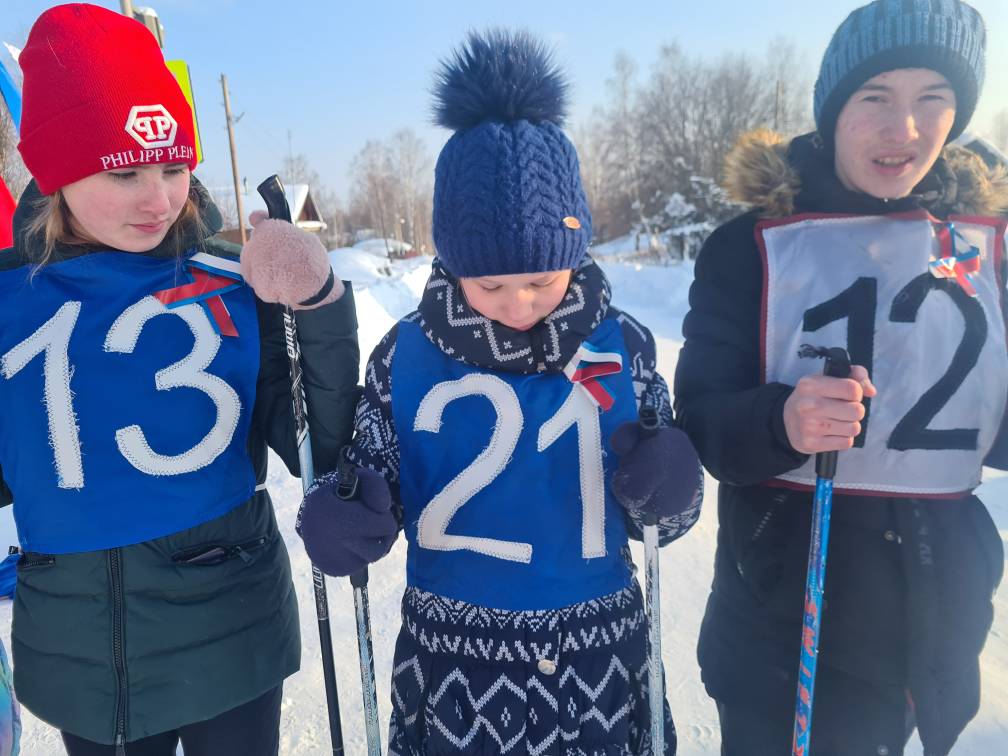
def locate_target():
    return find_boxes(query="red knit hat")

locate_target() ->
[17,4,197,195]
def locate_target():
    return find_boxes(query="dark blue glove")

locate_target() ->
[296,466,399,577]
[610,422,701,518]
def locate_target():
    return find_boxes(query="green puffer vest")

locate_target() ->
[2,180,360,744]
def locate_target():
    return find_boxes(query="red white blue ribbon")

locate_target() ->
[930,222,981,297]
[562,342,623,411]
[153,253,244,337]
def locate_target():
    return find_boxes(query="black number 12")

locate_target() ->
[801,275,985,452]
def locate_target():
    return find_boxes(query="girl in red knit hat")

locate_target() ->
[2,4,359,754]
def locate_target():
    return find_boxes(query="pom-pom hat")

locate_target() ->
[18,3,197,195]
[432,29,592,278]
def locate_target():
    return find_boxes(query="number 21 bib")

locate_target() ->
[391,317,636,610]
[758,212,1008,497]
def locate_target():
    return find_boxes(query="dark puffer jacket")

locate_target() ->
[0,181,360,745]
[674,131,1007,755]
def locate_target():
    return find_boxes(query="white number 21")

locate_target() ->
[414,374,606,563]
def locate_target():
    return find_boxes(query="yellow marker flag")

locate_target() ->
[167,60,203,164]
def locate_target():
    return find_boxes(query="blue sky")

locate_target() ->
[5,1,1008,200]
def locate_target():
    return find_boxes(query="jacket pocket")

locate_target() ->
[171,535,271,567]
[724,486,800,606]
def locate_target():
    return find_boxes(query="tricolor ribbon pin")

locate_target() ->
[153,253,244,337]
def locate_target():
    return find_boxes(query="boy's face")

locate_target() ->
[833,68,956,200]
[459,269,573,331]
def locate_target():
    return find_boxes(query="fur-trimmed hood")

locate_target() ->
[723,129,1008,219]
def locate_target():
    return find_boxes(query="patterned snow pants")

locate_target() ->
[388,583,675,755]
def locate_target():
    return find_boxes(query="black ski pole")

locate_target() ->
[335,451,382,756]
[257,175,344,754]
[792,345,851,756]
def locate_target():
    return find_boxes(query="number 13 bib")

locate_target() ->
[0,250,258,553]
[758,212,1008,497]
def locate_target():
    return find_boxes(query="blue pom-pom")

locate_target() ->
[433,28,570,131]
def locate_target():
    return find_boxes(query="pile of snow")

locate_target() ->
[1,256,1005,754]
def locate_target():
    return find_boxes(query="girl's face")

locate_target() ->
[61,164,191,252]
[834,68,957,200]
[459,269,573,331]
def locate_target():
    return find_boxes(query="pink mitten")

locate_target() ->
[240,211,344,309]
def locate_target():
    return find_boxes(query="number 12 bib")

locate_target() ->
[758,212,1008,497]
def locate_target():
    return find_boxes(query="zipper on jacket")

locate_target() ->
[17,552,55,569]
[171,536,269,567]
[109,548,128,755]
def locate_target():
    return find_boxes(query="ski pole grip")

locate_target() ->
[815,347,852,480]
[638,406,661,526]
[335,447,359,501]
[256,174,293,223]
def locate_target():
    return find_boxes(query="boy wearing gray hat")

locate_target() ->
[675,1,1005,754]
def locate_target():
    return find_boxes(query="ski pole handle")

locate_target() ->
[257,174,292,223]
[638,406,660,526]
[815,347,852,480]
[334,449,370,590]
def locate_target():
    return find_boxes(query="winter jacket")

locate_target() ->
[674,130,1007,755]
[0,180,360,745]
[337,258,700,754]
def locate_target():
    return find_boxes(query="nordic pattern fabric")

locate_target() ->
[387,584,675,755]
[813,0,986,143]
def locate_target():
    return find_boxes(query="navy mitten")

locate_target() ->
[296,466,399,577]
[610,422,701,517]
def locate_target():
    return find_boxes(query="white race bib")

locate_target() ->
[759,212,1008,496]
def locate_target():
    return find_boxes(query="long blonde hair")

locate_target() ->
[22,185,207,269]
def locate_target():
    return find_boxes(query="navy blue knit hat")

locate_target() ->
[431,29,591,278]
[814,0,986,145]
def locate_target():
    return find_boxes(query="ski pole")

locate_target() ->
[257,175,344,755]
[335,451,383,756]
[791,345,852,756]
[639,405,664,755]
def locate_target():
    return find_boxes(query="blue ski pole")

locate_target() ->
[792,345,852,756]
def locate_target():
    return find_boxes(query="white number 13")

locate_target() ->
[1,297,240,489]
[414,373,607,563]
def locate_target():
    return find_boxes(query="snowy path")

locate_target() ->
[0,255,1004,754]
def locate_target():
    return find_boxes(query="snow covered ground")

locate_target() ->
[0,252,1005,754]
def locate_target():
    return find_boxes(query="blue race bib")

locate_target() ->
[392,317,636,610]
[0,251,258,553]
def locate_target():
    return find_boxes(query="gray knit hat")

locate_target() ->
[814,0,986,145]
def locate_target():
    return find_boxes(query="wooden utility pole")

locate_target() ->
[119,0,135,16]
[220,74,247,244]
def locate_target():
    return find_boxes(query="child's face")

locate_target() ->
[459,269,573,331]
[833,68,956,200]
[62,163,191,253]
